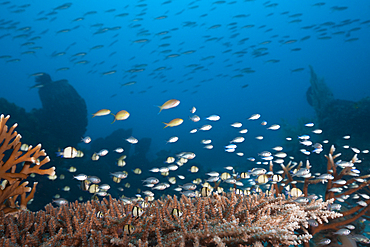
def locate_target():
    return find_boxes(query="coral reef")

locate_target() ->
[1,106,369,246]
[270,145,370,246]
[0,114,55,215]
[0,192,341,246]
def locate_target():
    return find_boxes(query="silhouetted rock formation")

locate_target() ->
[37,74,87,151]
[90,128,133,158]
[306,65,334,119]
[306,67,370,144]
[0,98,43,146]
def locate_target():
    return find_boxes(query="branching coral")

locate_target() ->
[270,144,370,245]
[0,114,55,215]
[0,191,341,246]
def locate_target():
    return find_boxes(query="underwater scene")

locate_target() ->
[0,0,370,246]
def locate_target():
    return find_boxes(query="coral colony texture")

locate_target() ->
[0,114,55,216]
[1,114,370,246]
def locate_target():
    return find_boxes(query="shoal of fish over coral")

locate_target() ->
[13,96,370,245]
[1,1,370,246]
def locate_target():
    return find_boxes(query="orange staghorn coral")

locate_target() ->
[0,191,341,246]
[0,114,55,215]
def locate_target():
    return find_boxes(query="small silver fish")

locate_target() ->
[181,191,196,197]
[294,197,309,203]
[87,176,101,183]
[73,174,87,181]
[81,136,91,143]
[307,219,318,227]
[52,198,68,206]
[250,168,266,176]
[357,201,368,207]
[181,183,197,190]
[317,174,334,180]
[190,115,200,122]
[248,114,260,120]
[206,176,219,182]
[336,161,353,168]
[110,172,127,179]
[224,178,236,184]
[152,184,167,190]
[293,168,310,177]
[328,187,342,192]
[317,238,331,245]
[206,172,219,177]
[126,136,138,144]
[333,229,350,235]
[332,179,346,185]
[345,224,355,230]
[142,177,159,184]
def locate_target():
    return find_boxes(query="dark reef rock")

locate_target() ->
[306,67,370,144]
[90,128,133,156]
[0,73,87,160]
[0,73,88,211]
[319,98,370,143]
[0,98,44,146]
[134,137,151,157]
[37,75,87,151]
[128,137,152,169]
[306,65,334,119]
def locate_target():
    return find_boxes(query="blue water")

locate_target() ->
[1,0,370,215]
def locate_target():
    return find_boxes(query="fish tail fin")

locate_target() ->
[163,122,168,129]
[154,105,163,114]
[110,113,116,124]
[157,106,163,114]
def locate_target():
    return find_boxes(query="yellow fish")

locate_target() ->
[111,110,129,123]
[92,109,111,117]
[157,99,180,114]
[163,118,183,128]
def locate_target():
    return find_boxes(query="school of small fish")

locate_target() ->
[0,1,367,94]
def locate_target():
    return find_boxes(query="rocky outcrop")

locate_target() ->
[37,74,87,151]
[306,67,370,144]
